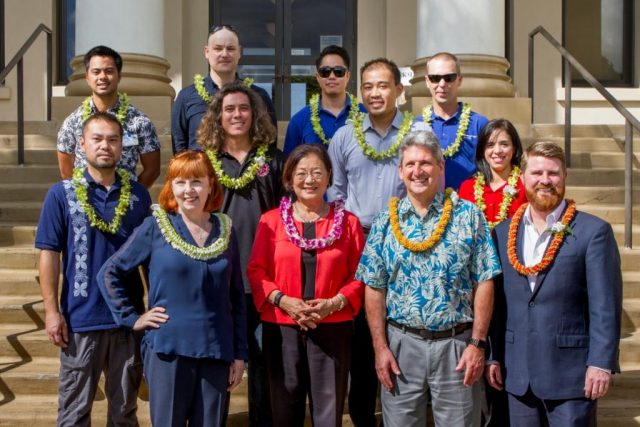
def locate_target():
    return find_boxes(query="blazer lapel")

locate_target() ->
[514,217,532,294]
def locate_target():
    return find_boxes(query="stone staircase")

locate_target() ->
[0,122,639,425]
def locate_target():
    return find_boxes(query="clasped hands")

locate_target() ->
[279,295,341,330]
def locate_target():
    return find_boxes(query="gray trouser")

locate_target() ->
[57,328,142,427]
[381,324,483,427]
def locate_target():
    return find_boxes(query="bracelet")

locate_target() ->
[335,294,346,312]
[273,292,284,307]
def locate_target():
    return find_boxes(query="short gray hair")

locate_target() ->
[398,131,444,165]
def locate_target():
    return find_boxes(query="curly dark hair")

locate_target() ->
[197,82,276,151]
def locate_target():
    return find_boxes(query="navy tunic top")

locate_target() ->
[98,211,248,363]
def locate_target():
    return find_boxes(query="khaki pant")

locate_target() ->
[57,328,142,427]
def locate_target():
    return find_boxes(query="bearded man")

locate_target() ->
[487,141,622,426]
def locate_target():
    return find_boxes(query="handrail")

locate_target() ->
[529,25,640,248]
[0,24,52,165]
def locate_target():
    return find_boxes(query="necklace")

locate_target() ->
[507,200,577,276]
[81,93,129,124]
[389,189,454,252]
[422,102,471,158]
[353,111,414,161]
[473,166,521,229]
[205,143,270,190]
[280,196,345,250]
[72,168,131,234]
[293,202,329,223]
[153,206,232,260]
[309,93,359,145]
[194,74,255,103]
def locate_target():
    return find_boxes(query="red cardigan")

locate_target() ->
[247,205,365,325]
[458,175,528,223]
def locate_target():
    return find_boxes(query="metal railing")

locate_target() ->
[528,25,640,249]
[0,24,52,165]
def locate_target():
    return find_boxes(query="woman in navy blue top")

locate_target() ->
[98,151,247,427]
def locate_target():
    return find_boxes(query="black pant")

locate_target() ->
[246,294,273,427]
[263,321,352,427]
[348,310,379,427]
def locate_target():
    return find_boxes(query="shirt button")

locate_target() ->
[528,301,535,307]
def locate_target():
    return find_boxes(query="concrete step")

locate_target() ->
[531,124,630,139]
[580,205,640,224]
[0,183,51,202]
[565,186,640,205]
[0,296,44,325]
[613,225,640,250]
[0,324,51,359]
[570,152,639,169]
[0,121,58,136]
[621,250,640,272]
[0,148,59,165]
[0,165,60,184]
[623,272,640,298]
[566,168,640,186]
[0,269,39,295]
[623,299,640,331]
[0,202,43,223]
[0,245,39,269]
[0,225,37,246]
[598,397,640,427]
[620,330,640,364]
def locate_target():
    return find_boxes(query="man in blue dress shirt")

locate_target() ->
[36,112,151,426]
[420,52,489,190]
[283,45,365,156]
[171,25,277,153]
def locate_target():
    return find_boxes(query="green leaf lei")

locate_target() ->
[72,168,132,234]
[205,143,270,190]
[422,102,471,158]
[194,74,256,103]
[309,93,360,145]
[353,111,414,161]
[153,206,232,260]
[81,93,130,124]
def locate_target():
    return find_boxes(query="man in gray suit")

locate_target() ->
[487,141,622,426]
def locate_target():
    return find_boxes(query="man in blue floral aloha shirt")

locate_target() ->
[356,130,501,427]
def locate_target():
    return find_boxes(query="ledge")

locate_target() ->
[0,86,11,100]
[556,87,640,102]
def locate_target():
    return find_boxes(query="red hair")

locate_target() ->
[158,151,224,213]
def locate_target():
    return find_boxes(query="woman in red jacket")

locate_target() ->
[247,144,365,427]
[458,118,527,230]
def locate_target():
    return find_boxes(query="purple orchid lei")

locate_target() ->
[279,196,345,250]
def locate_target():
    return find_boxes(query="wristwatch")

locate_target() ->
[467,338,487,349]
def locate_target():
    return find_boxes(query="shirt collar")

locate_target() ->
[397,191,446,220]
[207,73,242,90]
[88,96,121,114]
[362,109,403,132]
[431,101,463,122]
[83,168,122,190]
[523,199,567,228]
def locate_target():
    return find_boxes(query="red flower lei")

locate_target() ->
[507,200,576,276]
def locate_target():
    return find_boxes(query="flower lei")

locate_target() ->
[353,111,414,161]
[153,206,232,260]
[422,102,471,158]
[507,200,577,276]
[389,189,454,252]
[279,196,345,250]
[205,143,270,190]
[81,93,129,124]
[473,166,521,229]
[194,74,255,103]
[72,168,131,234]
[309,93,360,145]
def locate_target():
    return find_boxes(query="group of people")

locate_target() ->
[36,23,622,427]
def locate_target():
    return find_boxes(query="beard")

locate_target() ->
[525,183,565,212]
[86,155,117,170]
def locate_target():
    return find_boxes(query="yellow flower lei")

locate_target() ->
[194,74,256,103]
[353,111,414,161]
[473,166,521,230]
[72,168,132,234]
[153,206,232,261]
[422,102,471,158]
[205,143,270,190]
[389,189,454,252]
[309,93,359,145]
[81,93,130,124]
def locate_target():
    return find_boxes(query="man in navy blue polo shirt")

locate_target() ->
[283,45,366,156]
[419,52,489,190]
[171,25,277,154]
[36,112,151,426]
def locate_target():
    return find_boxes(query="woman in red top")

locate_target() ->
[459,118,527,229]
[247,144,365,427]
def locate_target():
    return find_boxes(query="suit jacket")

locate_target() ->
[489,207,622,400]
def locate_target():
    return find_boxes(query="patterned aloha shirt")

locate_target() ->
[355,191,501,331]
[56,97,160,178]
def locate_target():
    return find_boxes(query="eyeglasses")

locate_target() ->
[317,66,348,78]
[294,171,326,181]
[209,24,238,36]
[427,73,458,84]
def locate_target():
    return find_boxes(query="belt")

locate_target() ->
[387,319,473,340]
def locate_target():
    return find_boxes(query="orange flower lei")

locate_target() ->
[389,189,453,252]
[507,200,577,276]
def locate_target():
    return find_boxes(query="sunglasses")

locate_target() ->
[427,73,458,84]
[317,66,348,78]
[209,24,238,36]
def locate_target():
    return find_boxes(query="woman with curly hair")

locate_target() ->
[197,81,285,425]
